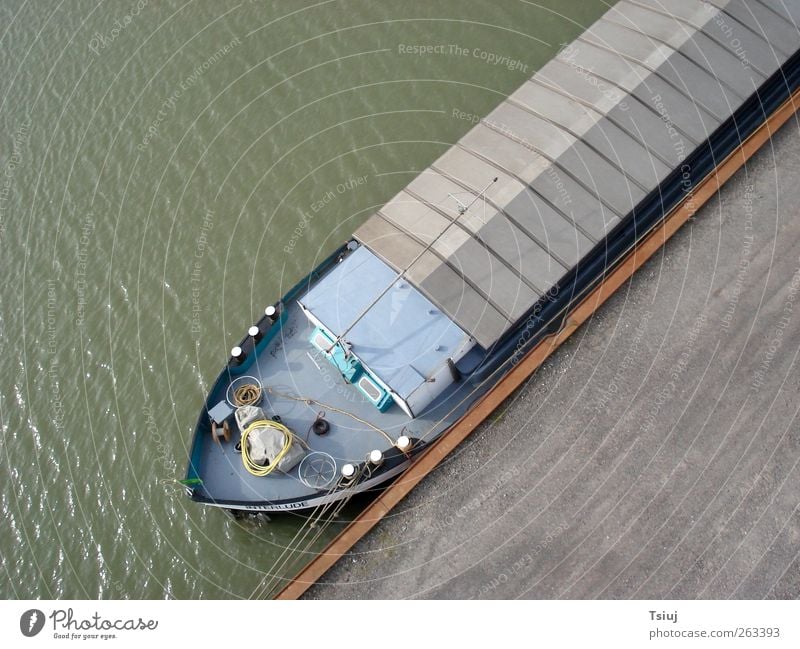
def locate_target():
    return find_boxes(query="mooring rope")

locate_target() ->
[265,387,396,446]
[250,473,361,599]
[233,383,262,406]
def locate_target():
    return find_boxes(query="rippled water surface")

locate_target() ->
[0,0,609,598]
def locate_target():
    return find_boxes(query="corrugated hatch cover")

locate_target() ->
[354,0,796,348]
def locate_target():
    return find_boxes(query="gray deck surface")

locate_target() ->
[194,298,483,504]
[354,0,797,349]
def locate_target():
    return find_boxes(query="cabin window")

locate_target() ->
[358,375,382,402]
[312,329,332,353]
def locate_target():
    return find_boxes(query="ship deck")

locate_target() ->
[188,0,800,510]
[191,298,485,505]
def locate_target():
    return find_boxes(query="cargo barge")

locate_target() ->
[184,0,800,513]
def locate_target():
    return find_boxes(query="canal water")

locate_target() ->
[0,0,609,598]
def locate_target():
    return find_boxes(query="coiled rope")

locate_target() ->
[233,383,262,406]
[241,419,293,477]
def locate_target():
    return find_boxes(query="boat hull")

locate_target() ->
[184,7,800,515]
[191,459,412,513]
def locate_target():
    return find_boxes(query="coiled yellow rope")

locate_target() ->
[241,419,293,477]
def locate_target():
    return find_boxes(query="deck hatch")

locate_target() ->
[299,245,475,416]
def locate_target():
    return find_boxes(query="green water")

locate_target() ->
[0,0,610,598]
